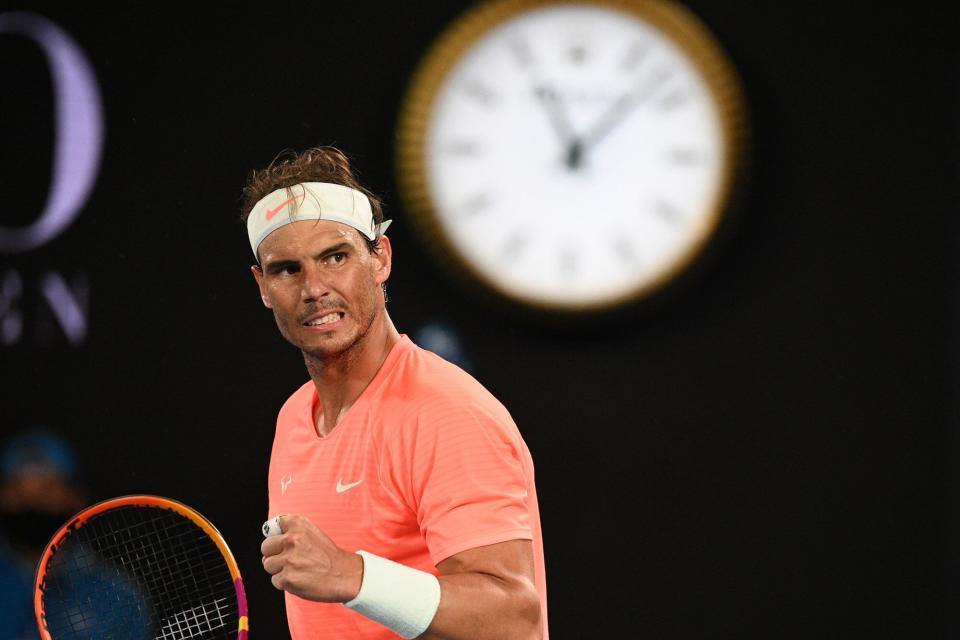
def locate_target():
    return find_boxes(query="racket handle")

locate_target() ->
[262,515,284,537]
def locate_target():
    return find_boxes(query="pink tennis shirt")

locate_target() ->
[267,335,548,639]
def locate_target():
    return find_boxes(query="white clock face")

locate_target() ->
[420,3,732,310]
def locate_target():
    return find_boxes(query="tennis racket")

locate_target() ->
[34,494,249,639]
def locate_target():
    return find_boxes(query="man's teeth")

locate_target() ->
[307,312,341,326]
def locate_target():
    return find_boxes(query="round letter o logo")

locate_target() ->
[0,12,104,253]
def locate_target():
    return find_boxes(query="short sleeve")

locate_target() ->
[383,397,534,565]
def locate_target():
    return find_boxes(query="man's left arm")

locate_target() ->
[423,538,541,640]
[261,516,542,639]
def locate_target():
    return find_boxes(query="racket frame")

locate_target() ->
[33,494,249,640]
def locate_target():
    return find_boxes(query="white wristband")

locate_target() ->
[344,550,441,639]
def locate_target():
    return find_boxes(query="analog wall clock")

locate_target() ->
[396,0,748,315]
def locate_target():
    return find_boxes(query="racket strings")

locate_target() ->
[90,512,231,620]
[41,505,238,639]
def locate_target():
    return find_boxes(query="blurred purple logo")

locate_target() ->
[0,12,103,253]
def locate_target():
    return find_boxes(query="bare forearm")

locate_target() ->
[264,522,543,639]
[420,572,542,640]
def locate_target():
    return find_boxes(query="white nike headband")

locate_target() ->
[246,182,392,259]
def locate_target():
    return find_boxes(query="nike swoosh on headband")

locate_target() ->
[265,193,305,220]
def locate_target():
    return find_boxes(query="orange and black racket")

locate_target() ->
[34,495,249,639]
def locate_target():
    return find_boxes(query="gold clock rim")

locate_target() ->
[395,0,748,315]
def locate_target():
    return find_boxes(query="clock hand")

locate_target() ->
[533,84,594,170]
[564,139,585,170]
[579,67,670,155]
[533,84,577,149]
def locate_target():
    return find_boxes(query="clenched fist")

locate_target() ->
[260,514,364,603]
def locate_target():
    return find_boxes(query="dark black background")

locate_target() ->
[2,2,956,638]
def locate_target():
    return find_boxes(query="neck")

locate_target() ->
[304,312,400,437]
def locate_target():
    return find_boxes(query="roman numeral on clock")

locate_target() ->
[558,248,578,277]
[508,37,534,68]
[668,148,704,165]
[442,140,481,156]
[460,193,492,216]
[462,79,497,105]
[621,41,649,72]
[658,89,689,111]
[653,199,683,224]
[500,233,528,260]
[613,238,639,264]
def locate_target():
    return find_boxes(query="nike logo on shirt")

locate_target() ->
[336,479,363,494]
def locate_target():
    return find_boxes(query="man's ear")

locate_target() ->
[373,235,393,286]
[251,265,272,309]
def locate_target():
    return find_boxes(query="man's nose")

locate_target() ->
[301,264,329,301]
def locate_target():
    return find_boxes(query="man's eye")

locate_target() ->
[325,253,347,265]
[271,264,299,275]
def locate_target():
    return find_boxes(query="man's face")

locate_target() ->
[252,220,391,360]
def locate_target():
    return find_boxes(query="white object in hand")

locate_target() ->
[262,515,283,538]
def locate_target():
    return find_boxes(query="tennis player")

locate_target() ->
[243,146,548,639]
